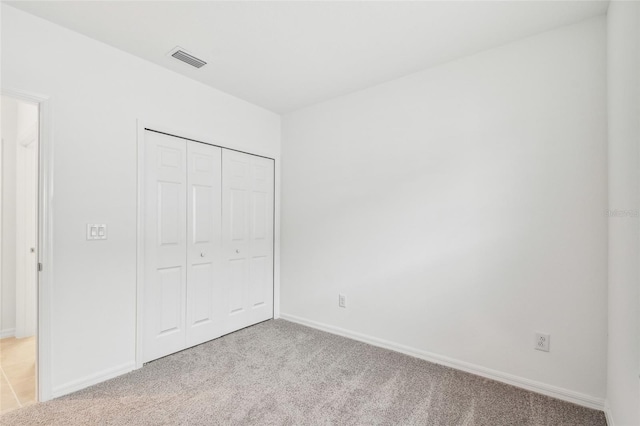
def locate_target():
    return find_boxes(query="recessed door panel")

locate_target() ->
[158,267,182,334]
[192,185,214,244]
[190,262,214,325]
[229,259,246,314]
[231,189,247,241]
[250,256,267,307]
[158,182,181,245]
[252,192,267,240]
[158,147,181,169]
[254,164,267,181]
[230,159,247,178]
[192,153,213,173]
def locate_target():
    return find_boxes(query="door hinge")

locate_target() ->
[38,263,43,272]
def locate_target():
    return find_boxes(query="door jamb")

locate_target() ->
[2,88,54,402]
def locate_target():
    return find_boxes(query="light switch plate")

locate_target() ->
[87,224,107,240]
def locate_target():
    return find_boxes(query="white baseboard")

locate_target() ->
[51,361,135,398]
[0,328,16,338]
[280,313,606,411]
[604,402,615,426]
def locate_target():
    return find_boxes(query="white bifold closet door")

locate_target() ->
[222,150,274,333]
[144,131,223,362]
[143,130,274,363]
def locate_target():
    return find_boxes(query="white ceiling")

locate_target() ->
[8,1,608,113]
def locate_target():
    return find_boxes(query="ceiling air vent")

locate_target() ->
[168,47,207,69]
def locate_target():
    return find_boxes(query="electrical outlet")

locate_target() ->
[535,332,550,352]
[338,294,347,308]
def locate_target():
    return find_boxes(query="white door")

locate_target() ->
[143,131,188,362]
[15,125,38,338]
[222,150,274,333]
[185,142,223,347]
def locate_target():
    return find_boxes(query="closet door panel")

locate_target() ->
[143,131,188,362]
[186,142,223,347]
[222,150,274,333]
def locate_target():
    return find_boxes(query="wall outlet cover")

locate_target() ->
[338,294,346,308]
[535,332,550,352]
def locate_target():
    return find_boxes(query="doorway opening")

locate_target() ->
[1,95,39,413]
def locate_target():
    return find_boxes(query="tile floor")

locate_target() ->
[0,336,36,414]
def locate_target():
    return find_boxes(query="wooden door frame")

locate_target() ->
[135,120,276,369]
[2,88,54,402]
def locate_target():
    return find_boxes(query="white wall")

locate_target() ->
[1,96,18,336]
[606,2,640,425]
[282,17,607,404]
[1,4,281,397]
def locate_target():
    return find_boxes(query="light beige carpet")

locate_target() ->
[1,319,606,425]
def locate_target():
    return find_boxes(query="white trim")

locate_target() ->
[0,328,16,338]
[2,88,54,402]
[135,120,145,369]
[280,313,606,411]
[273,161,281,320]
[51,361,135,398]
[603,402,615,426]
